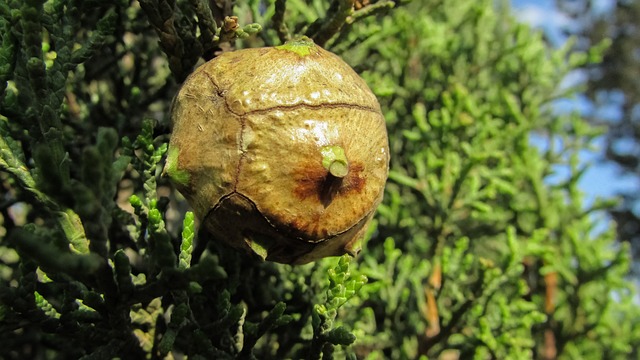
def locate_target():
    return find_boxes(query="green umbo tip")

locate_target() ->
[321,145,349,178]
[275,36,316,56]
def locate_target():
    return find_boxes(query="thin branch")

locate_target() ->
[306,0,355,47]
[274,0,291,43]
[346,0,395,25]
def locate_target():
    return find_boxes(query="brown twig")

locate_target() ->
[306,0,355,47]
[274,0,291,43]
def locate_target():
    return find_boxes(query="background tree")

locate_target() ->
[556,0,640,269]
[1,0,639,359]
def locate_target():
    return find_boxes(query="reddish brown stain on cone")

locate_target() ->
[292,162,366,204]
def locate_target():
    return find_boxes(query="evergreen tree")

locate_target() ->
[0,0,638,359]
[557,0,640,267]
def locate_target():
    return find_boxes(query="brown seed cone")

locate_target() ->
[165,37,389,264]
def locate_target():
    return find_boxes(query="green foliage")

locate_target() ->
[309,256,367,358]
[1,0,639,359]
[558,0,640,271]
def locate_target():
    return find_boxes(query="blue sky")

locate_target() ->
[511,0,637,212]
